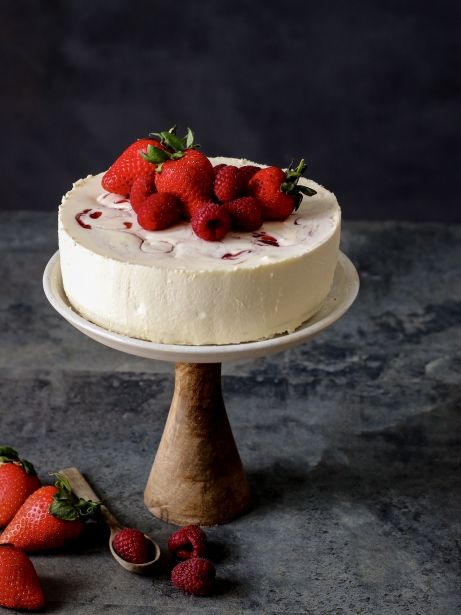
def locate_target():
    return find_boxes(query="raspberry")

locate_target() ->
[213,163,227,177]
[112,528,150,564]
[213,165,243,202]
[225,196,263,232]
[191,202,231,241]
[137,192,182,231]
[130,174,157,213]
[168,525,207,560]
[238,165,259,190]
[171,558,215,596]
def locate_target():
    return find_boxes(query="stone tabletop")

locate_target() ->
[1,213,460,615]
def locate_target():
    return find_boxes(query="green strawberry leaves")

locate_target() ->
[49,473,101,522]
[0,446,37,475]
[143,126,199,172]
[280,158,317,210]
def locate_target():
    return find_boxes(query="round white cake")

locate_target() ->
[58,157,341,345]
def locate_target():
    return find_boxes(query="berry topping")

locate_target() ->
[238,164,260,188]
[142,127,214,218]
[213,163,227,177]
[248,159,316,221]
[191,202,231,241]
[225,196,263,232]
[102,137,167,197]
[213,165,242,202]
[112,528,151,564]
[168,525,207,560]
[171,558,216,596]
[130,175,157,213]
[137,193,182,231]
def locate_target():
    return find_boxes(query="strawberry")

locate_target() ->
[168,525,207,560]
[213,165,242,202]
[191,202,231,241]
[0,447,41,528]
[130,174,157,213]
[0,544,45,610]
[102,137,168,196]
[248,159,317,221]
[171,558,215,596]
[238,164,260,189]
[112,528,150,564]
[0,474,100,552]
[142,127,214,218]
[225,196,263,232]
[137,193,182,231]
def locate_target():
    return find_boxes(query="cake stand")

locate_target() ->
[43,251,359,526]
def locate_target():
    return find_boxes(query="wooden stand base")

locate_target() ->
[144,363,251,526]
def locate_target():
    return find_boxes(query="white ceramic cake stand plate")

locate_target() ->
[43,250,359,526]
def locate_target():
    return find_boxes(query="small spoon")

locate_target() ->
[60,467,160,574]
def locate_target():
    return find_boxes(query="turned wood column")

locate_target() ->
[144,363,251,526]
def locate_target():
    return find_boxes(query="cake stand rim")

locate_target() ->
[43,250,359,363]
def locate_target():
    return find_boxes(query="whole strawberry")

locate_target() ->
[171,558,215,596]
[137,193,182,231]
[225,196,263,232]
[112,528,150,564]
[191,202,231,241]
[0,446,41,528]
[168,525,207,560]
[213,165,242,202]
[102,137,168,196]
[0,474,100,552]
[248,159,317,221]
[0,544,45,610]
[142,127,214,218]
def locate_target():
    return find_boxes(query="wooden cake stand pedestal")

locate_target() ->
[43,251,359,526]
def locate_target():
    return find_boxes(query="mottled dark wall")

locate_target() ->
[2,0,460,221]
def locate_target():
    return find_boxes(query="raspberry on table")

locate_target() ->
[137,192,182,231]
[171,558,215,596]
[112,528,151,564]
[225,196,263,232]
[213,165,243,202]
[191,202,231,241]
[168,524,207,560]
[130,175,157,213]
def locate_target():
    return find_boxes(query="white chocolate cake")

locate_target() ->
[58,157,341,345]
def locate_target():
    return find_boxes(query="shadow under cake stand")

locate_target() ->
[43,251,359,526]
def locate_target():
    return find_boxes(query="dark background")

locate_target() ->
[2,0,460,221]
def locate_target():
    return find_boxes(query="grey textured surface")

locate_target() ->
[1,212,461,614]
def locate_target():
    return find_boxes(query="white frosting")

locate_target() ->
[58,157,341,344]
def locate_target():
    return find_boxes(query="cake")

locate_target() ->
[58,154,340,345]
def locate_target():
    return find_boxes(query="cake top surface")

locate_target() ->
[59,157,341,271]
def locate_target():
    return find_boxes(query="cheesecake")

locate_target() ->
[58,157,341,345]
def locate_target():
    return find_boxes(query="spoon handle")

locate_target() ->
[60,467,123,532]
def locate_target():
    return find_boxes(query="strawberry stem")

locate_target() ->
[142,126,199,172]
[0,446,37,475]
[280,158,317,210]
[48,473,101,522]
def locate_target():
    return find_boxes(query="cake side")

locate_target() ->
[59,221,340,344]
